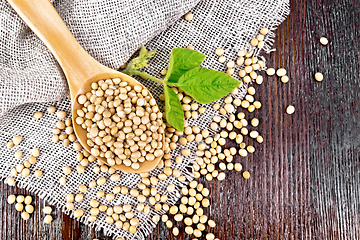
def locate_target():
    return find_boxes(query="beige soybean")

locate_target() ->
[257,135,264,143]
[22,168,30,177]
[14,150,22,159]
[227,61,235,69]
[97,177,106,185]
[62,166,71,175]
[90,208,99,216]
[25,204,34,214]
[152,214,160,223]
[43,206,52,214]
[6,141,14,149]
[256,39,264,48]
[247,87,255,95]
[106,193,115,201]
[250,38,259,47]
[6,177,15,186]
[253,101,262,109]
[243,171,251,179]
[237,112,245,119]
[34,112,43,119]
[7,195,16,204]
[239,148,248,157]
[276,68,287,77]
[281,75,289,83]
[98,205,107,212]
[174,214,183,222]
[97,191,105,198]
[23,160,31,168]
[75,194,83,202]
[286,105,295,114]
[256,75,264,84]
[24,196,32,205]
[320,37,329,45]
[13,136,22,145]
[160,69,167,75]
[251,118,259,127]
[88,180,97,188]
[15,202,24,211]
[218,56,226,63]
[173,227,179,236]
[56,111,67,119]
[34,170,43,177]
[266,68,276,76]
[206,233,215,240]
[167,184,175,193]
[89,200,99,208]
[260,27,269,35]
[315,72,324,82]
[215,48,224,56]
[193,229,202,237]
[74,209,84,218]
[59,176,66,185]
[110,174,120,182]
[76,165,85,174]
[79,185,87,193]
[234,163,243,171]
[257,34,265,41]
[182,149,191,156]
[184,12,194,21]
[129,226,137,234]
[20,212,29,221]
[28,156,37,165]
[66,193,75,202]
[44,215,53,224]
[123,222,130,230]
[248,105,255,112]
[88,216,97,222]
[47,106,56,113]
[250,131,259,138]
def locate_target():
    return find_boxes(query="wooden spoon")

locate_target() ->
[8,0,164,173]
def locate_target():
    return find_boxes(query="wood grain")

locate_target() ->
[1,0,360,239]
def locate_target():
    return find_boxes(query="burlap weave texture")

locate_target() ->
[0,0,289,239]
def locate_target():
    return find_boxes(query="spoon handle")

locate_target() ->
[7,0,108,98]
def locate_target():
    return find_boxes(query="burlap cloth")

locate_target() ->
[0,0,289,239]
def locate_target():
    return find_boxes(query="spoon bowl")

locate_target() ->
[71,70,165,173]
[8,0,164,173]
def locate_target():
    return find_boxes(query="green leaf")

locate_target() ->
[176,68,240,104]
[124,45,156,73]
[139,45,148,58]
[164,85,184,131]
[165,48,205,83]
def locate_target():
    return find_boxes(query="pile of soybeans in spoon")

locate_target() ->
[75,78,164,170]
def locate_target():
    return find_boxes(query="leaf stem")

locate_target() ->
[125,70,164,85]
[165,82,179,87]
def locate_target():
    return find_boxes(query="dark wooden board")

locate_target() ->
[1,0,360,239]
